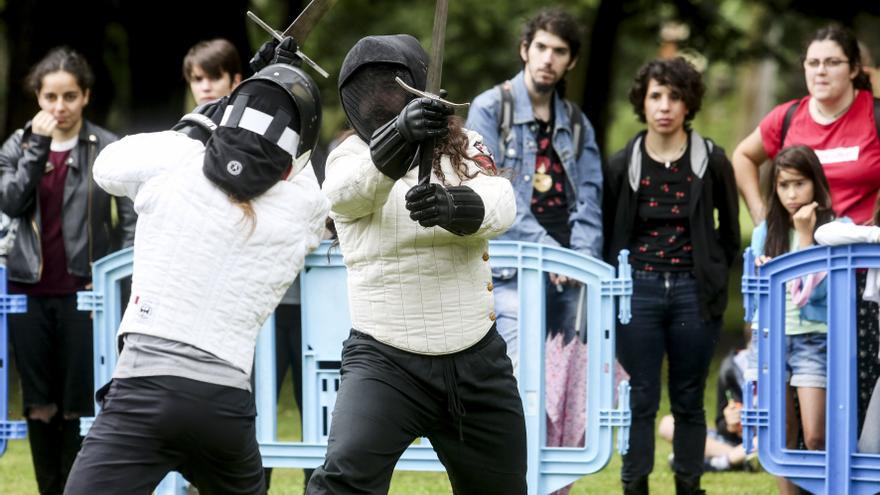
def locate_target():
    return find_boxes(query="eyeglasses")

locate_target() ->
[804,58,849,70]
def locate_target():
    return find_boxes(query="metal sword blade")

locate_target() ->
[282,0,339,45]
[418,0,449,185]
[425,0,448,95]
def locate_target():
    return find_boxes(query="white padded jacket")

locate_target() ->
[322,130,516,355]
[94,131,329,373]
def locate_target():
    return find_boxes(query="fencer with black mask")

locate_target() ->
[307,34,527,495]
[63,39,329,495]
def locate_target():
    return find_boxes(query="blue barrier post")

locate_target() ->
[0,266,26,457]
[742,244,880,495]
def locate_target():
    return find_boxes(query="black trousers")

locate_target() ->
[616,272,720,484]
[9,294,93,494]
[9,294,94,417]
[64,376,265,495]
[307,327,527,495]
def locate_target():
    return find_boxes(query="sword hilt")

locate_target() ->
[394,77,469,109]
[246,11,329,78]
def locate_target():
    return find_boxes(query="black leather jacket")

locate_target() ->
[0,120,136,284]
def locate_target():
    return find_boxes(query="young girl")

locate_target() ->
[815,196,880,454]
[751,145,840,494]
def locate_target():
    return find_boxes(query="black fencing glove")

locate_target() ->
[249,39,278,73]
[370,97,452,180]
[171,96,229,144]
[397,97,452,142]
[405,183,485,236]
[250,37,301,73]
[273,37,299,65]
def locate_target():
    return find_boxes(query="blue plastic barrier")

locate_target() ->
[82,241,632,494]
[254,241,632,494]
[742,244,880,495]
[0,266,26,457]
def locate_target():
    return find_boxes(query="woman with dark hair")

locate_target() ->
[0,46,136,494]
[732,23,880,433]
[603,57,740,495]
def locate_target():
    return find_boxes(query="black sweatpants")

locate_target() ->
[307,327,527,495]
[64,376,265,495]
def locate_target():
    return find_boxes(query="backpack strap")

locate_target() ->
[781,97,879,144]
[780,99,800,148]
[874,97,880,140]
[495,81,515,151]
[564,99,585,161]
[496,81,587,162]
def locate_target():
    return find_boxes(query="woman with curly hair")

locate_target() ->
[602,57,740,495]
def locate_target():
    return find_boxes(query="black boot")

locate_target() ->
[622,476,649,495]
[59,419,84,489]
[674,474,706,495]
[26,418,63,495]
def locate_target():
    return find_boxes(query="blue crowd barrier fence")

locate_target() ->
[742,244,880,495]
[80,241,632,494]
[0,266,26,458]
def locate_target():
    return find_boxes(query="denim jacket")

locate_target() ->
[465,70,603,258]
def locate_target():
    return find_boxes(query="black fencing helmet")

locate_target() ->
[338,34,429,141]
[203,64,321,201]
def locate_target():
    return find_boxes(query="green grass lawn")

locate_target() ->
[0,349,779,494]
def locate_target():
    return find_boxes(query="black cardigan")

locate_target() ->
[602,130,740,319]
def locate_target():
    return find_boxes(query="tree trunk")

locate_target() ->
[580,0,625,155]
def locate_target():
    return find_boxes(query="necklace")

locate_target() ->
[813,88,856,122]
[645,138,687,169]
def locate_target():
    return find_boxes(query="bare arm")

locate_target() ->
[732,127,768,224]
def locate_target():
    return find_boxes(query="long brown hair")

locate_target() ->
[763,145,834,258]
[229,196,256,236]
[431,115,493,185]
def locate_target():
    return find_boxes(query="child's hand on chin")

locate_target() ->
[793,201,819,247]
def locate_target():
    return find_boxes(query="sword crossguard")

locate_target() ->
[394,77,469,109]
[246,10,329,79]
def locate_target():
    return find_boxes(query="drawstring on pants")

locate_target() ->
[442,357,467,441]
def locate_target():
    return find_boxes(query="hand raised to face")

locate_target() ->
[31,110,58,137]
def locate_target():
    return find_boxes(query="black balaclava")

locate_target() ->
[338,34,429,141]
[203,80,301,201]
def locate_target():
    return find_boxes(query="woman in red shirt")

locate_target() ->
[732,24,879,493]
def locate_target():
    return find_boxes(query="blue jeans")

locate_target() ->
[616,271,721,483]
[493,271,583,369]
[786,332,827,388]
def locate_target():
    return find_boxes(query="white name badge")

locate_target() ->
[815,146,860,164]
